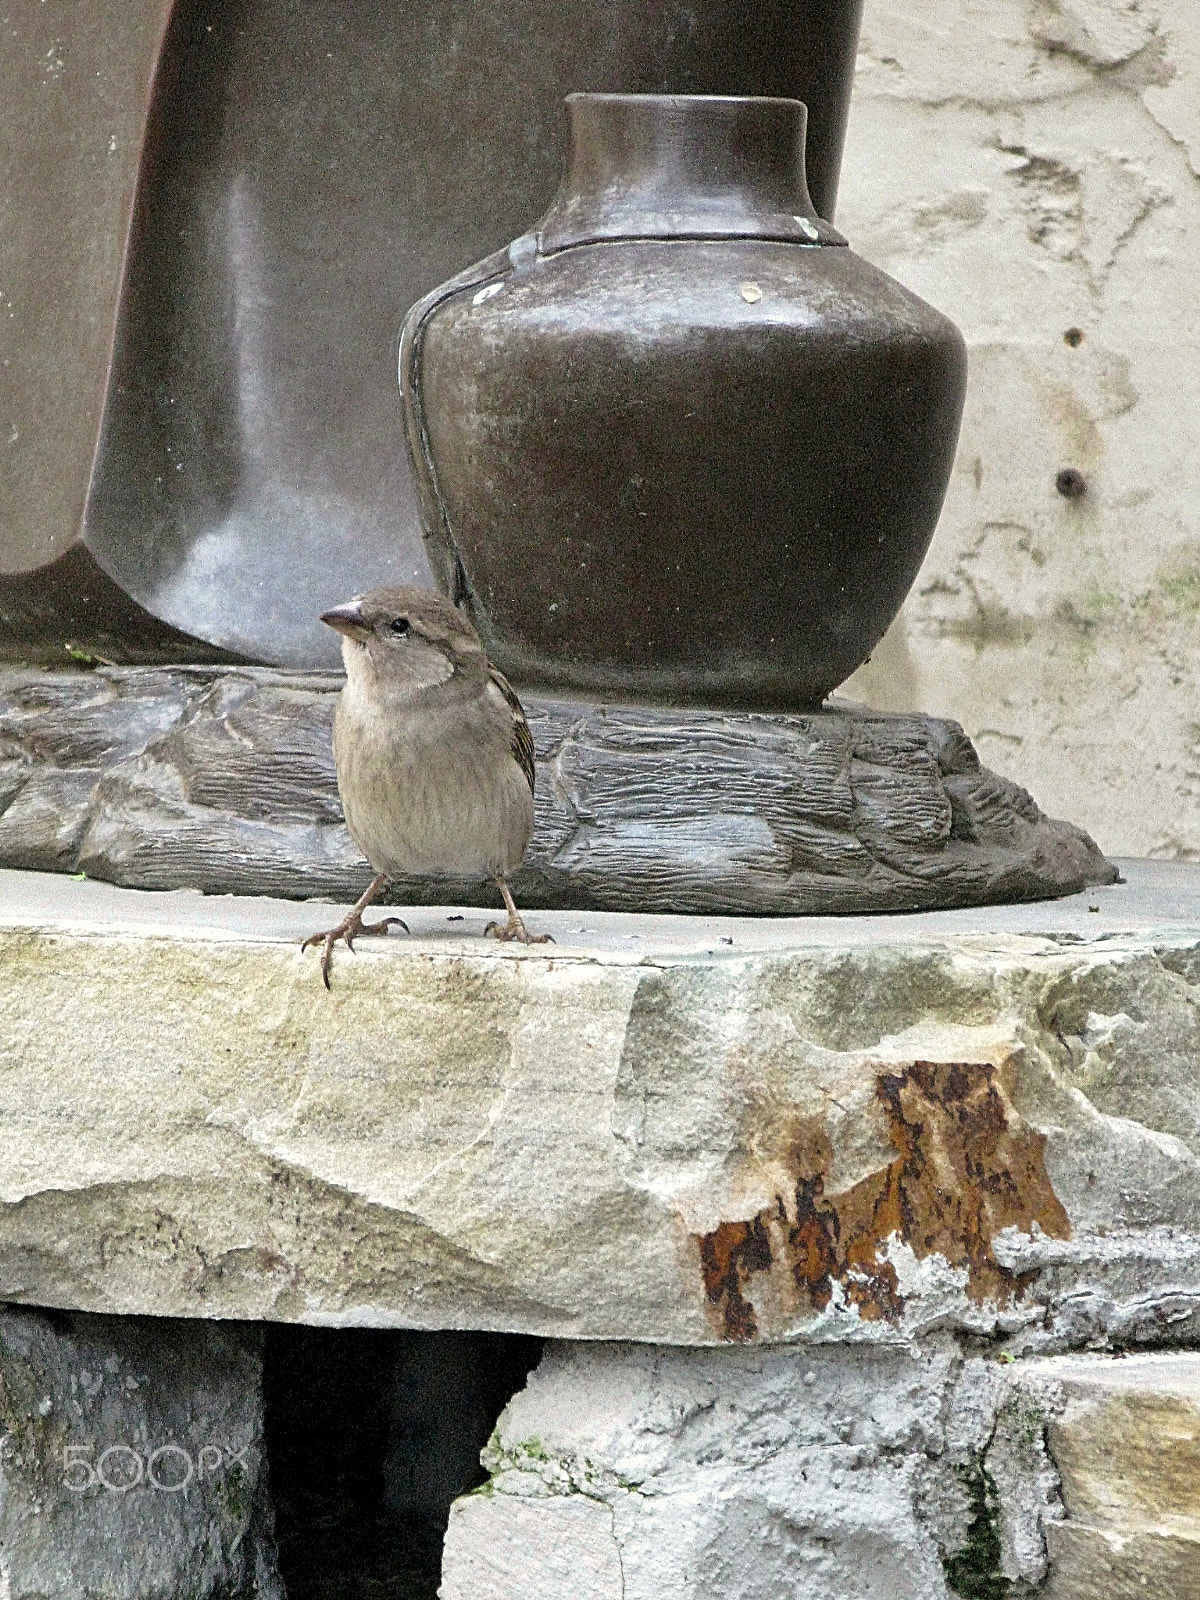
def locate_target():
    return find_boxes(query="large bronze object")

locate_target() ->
[2,0,864,668]
[402,94,968,709]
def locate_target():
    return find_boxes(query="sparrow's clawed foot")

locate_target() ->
[484,912,553,945]
[301,873,408,988]
[485,877,553,946]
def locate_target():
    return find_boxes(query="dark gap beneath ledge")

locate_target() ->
[263,1327,542,1599]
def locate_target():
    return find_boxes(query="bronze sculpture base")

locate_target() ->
[0,666,1115,914]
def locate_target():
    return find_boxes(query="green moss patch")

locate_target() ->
[944,1461,1011,1600]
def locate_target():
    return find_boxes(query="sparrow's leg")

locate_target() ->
[485,876,553,945]
[302,873,409,988]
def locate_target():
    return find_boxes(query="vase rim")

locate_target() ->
[564,92,808,110]
[533,90,846,254]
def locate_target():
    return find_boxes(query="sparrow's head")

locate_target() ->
[321,586,486,694]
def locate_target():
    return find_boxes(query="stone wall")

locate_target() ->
[837,0,1200,862]
[440,1343,1200,1600]
[1,866,1198,1594]
[0,1307,280,1600]
[7,1302,1199,1600]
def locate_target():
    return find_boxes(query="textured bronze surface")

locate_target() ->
[403,96,967,708]
[0,666,1116,912]
[0,547,247,666]
[4,0,864,666]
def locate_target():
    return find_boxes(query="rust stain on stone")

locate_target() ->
[698,1215,773,1340]
[695,1059,1070,1340]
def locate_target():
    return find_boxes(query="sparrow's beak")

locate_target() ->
[320,599,371,641]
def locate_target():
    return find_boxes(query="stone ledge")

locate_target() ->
[0,861,1197,1345]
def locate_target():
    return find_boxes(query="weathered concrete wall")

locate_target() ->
[837,0,1200,862]
[441,1343,1200,1600]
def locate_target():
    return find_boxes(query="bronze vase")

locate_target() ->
[401,94,967,709]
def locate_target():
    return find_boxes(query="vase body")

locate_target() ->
[401,95,967,709]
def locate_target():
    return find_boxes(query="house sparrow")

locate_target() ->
[303,586,549,986]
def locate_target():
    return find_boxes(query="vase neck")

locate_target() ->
[533,94,845,254]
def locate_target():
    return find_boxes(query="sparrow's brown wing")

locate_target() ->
[488,666,536,796]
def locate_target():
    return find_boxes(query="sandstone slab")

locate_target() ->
[1042,1353,1200,1600]
[0,863,1196,1345]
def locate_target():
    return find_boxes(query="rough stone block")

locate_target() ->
[0,1304,280,1598]
[440,1344,1200,1600]
[442,1495,625,1599]
[439,1339,1060,1600]
[1042,1354,1200,1600]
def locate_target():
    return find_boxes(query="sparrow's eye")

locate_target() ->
[390,616,411,636]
